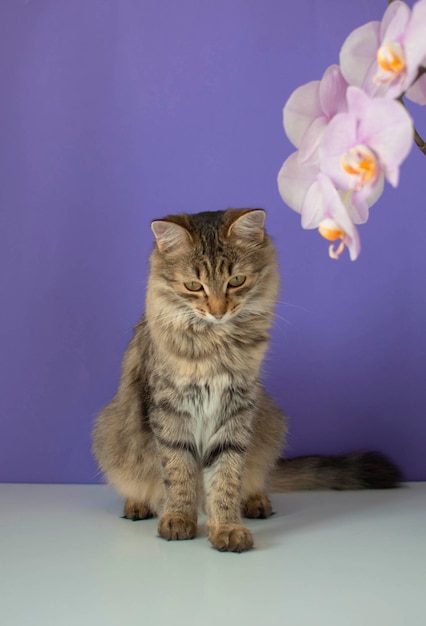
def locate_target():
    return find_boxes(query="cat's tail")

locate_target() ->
[266,451,402,492]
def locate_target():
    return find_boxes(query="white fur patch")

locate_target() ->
[180,374,231,455]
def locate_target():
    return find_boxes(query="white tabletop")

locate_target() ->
[1,483,425,626]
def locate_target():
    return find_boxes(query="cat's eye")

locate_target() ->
[184,281,203,292]
[228,275,246,288]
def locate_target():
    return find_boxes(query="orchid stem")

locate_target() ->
[397,66,426,157]
[386,0,426,154]
[413,129,426,156]
[399,96,426,157]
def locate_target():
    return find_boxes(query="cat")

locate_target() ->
[92,208,401,553]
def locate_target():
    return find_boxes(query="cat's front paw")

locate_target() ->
[208,524,254,553]
[158,514,197,541]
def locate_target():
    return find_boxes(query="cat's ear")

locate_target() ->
[151,220,192,253]
[227,209,266,242]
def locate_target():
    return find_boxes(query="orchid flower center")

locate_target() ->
[340,144,378,190]
[374,41,406,84]
[318,218,346,260]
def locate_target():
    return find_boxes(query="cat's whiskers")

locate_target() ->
[274,299,310,313]
[154,308,209,332]
[236,304,293,329]
[271,312,294,328]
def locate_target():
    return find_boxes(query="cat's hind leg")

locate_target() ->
[123,499,155,521]
[242,493,273,519]
[240,443,279,519]
[106,465,164,522]
[240,393,287,520]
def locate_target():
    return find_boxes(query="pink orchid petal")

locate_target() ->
[404,0,426,82]
[289,66,350,164]
[319,64,348,118]
[345,85,370,118]
[352,179,382,204]
[339,21,380,90]
[298,116,327,163]
[380,0,411,42]
[385,166,400,188]
[318,112,358,190]
[357,97,413,186]
[382,76,408,100]
[340,0,425,100]
[351,172,385,222]
[345,195,369,225]
[406,74,426,105]
[366,171,385,209]
[320,87,412,193]
[301,180,325,229]
[378,2,422,97]
[277,152,318,214]
[283,81,321,149]
[318,175,361,261]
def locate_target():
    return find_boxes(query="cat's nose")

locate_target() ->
[208,297,227,320]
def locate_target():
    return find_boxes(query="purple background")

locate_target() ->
[1,0,425,484]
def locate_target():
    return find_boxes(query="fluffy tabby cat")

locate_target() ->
[93,208,401,553]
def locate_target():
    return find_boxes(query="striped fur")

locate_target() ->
[93,209,401,553]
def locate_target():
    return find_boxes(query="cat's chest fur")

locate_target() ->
[177,374,232,455]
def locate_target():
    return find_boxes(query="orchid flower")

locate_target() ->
[279,86,404,260]
[278,152,362,260]
[277,1,423,261]
[283,65,348,162]
[319,86,413,203]
[340,0,426,104]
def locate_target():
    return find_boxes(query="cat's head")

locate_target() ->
[148,209,278,326]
